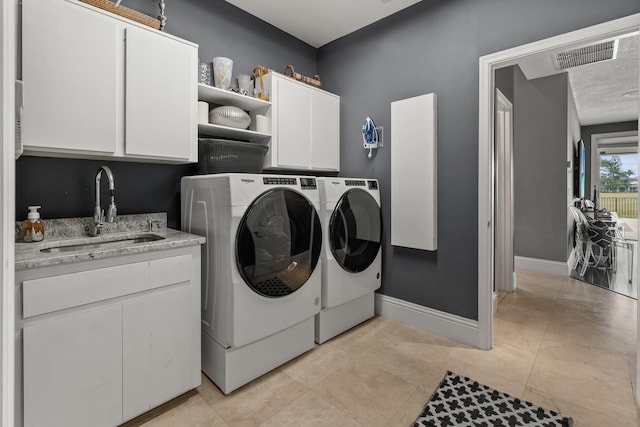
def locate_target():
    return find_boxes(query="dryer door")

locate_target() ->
[236,189,322,297]
[330,189,382,273]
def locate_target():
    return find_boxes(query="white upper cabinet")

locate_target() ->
[310,89,340,170]
[20,0,198,163]
[22,0,119,155]
[263,73,340,172]
[125,26,197,161]
[273,75,311,169]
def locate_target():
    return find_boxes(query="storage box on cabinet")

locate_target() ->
[20,0,198,163]
[15,247,201,427]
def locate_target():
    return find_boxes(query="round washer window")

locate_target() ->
[236,188,322,297]
[329,189,381,273]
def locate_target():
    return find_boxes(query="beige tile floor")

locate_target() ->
[123,270,640,427]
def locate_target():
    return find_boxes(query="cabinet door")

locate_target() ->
[125,26,197,161]
[274,77,311,168]
[122,284,199,420]
[22,0,119,154]
[23,305,123,427]
[310,91,340,171]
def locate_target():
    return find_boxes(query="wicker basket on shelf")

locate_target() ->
[79,0,161,29]
[197,139,268,174]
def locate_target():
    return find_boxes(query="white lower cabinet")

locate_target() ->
[23,305,123,427]
[16,247,201,427]
[122,284,195,420]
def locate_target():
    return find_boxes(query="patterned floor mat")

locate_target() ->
[412,371,573,427]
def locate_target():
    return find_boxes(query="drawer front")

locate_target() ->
[22,254,192,318]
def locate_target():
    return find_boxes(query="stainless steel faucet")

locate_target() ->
[92,165,117,236]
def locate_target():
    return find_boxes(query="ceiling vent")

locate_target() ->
[554,40,619,70]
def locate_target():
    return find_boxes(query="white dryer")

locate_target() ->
[316,177,382,344]
[181,173,322,394]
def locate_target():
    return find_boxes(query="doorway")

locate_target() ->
[477,15,640,398]
[494,89,515,294]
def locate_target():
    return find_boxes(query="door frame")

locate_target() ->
[477,13,640,364]
[0,0,17,425]
[494,88,515,293]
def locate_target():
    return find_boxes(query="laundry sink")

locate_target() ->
[40,233,166,254]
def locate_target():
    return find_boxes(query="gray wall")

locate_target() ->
[513,71,569,263]
[317,0,639,319]
[15,0,316,229]
[496,66,579,263]
[495,67,515,104]
[581,121,639,195]
[117,0,317,78]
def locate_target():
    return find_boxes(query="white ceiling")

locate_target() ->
[224,0,423,48]
[518,34,639,126]
[569,36,639,126]
[226,1,638,126]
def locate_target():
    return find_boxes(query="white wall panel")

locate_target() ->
[391,93,437,251]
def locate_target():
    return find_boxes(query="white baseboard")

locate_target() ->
[514,256,570,276]
[375,294,480,348]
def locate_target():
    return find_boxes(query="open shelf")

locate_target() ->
[197,83,270,111]
[197,123,270,142]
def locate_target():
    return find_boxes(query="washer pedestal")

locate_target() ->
[202,317,314,394]
[315,292,375,344]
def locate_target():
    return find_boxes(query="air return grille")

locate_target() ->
[555,40,618,70]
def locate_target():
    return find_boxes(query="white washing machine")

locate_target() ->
[316,177,382,344]
[181,173,322,394]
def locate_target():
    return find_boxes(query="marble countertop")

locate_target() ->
[15,213,205,271]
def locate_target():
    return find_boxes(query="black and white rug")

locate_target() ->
[413,371,573,427]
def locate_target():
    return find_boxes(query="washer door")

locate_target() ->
[236,189,322,297]
[330,189,382,273]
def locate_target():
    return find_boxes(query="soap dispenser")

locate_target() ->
[23,205,44,243]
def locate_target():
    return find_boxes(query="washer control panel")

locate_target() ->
[263,177,297,186]
[345,179,366,187]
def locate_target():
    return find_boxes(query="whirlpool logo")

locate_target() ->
[331,181,340,185]
[241,178,255,184]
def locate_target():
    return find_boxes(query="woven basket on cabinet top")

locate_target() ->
[79,0,161,29]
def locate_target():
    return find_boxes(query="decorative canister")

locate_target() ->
[198,62,211,85]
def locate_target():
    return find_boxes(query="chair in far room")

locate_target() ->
[580,219,615,277]
[612,221,635,284]
[569,206,590,272]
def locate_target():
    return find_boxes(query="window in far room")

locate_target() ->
[599,148,638,240]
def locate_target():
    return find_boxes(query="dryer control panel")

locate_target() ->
[300,177,317,190]
[345,179,366,187]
